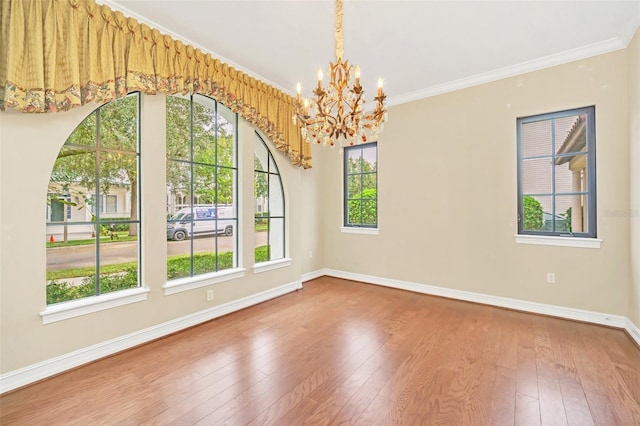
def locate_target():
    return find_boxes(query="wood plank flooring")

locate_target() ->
[1,277,639,425]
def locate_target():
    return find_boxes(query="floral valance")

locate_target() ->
[0,0,311,168]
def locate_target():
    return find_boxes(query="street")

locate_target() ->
[47,232,269,271]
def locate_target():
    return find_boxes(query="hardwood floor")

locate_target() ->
[1,277,639,425]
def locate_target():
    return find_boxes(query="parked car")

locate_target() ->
[167,206,234,240]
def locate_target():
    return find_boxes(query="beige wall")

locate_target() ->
[323,49,631,316]
[0,95,322,374]
[1,34,637,380]
[630,28,640,329]
[299,143,326,275]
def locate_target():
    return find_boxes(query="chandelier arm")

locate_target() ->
[323,110,339,127]
[321,96,339,117]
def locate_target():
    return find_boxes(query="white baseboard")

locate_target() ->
[0,280,302,394]
[626,318,640,347]
[322,268,640,347]
[3,271,638,395]
[301,269,325,282]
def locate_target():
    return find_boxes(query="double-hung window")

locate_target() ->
[517,106,596,239]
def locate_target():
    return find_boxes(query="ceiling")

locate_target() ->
[106,0,640,106]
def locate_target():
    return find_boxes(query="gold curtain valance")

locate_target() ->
[0,0,312,168]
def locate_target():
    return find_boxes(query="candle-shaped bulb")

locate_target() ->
[296,82,302,95]
[302,98,310,116]
[377,77,384,89]
[355,66,361,80]
[317,68,323,82]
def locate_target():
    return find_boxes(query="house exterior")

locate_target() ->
[45,183,131,241]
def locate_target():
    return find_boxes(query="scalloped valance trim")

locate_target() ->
[0,0,311,168]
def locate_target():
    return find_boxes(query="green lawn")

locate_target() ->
[46,245,272,304]
[47,261,139,280]
[47,233,136,248]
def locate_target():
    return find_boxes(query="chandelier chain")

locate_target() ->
[335,0,343,61]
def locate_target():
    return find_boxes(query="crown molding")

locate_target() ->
[386,37,629,107]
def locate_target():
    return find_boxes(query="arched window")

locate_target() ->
[166,94,238,281]
[254,133,285,263]
[46,93,141,305]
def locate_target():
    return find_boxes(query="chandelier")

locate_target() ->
[293,0,387,147]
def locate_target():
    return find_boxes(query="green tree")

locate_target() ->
[346,157,376,198]
[166,95,234,206]
[345,150,377,226]
[50,95,139,236]
[348,188,377,225]
[51,94,235,238]
[564,207,572,232]
[254,155,268,206]
[523,195,543,230]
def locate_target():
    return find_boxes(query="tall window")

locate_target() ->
[517,106,596,237]
[166,95,238,281]
[344,143,378,227]
[254,133,285,262]
[46,93,141,305]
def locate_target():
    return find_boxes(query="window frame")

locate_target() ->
[91,194,118,214]
[164,94,240,288]
[45,92,142,307]
[253,132,287,267]
[516,106,597,239]
[103,194,117,213]
[343,142,378,229]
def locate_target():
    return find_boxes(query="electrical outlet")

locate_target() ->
[206,289,214,301]
[308,251,313,259]
[547,273,556,284]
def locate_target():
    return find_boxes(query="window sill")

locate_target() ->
[253,258,292,274]
[515,234,602,248]
[163,268,246,295]
[40,287,150,324]
[340,227,379,235]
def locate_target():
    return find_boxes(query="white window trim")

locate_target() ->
[40,287,150,324]
[340,226,379,235]
[515,234,602,248]
[253,258,292,274]
[163,267,246,295]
